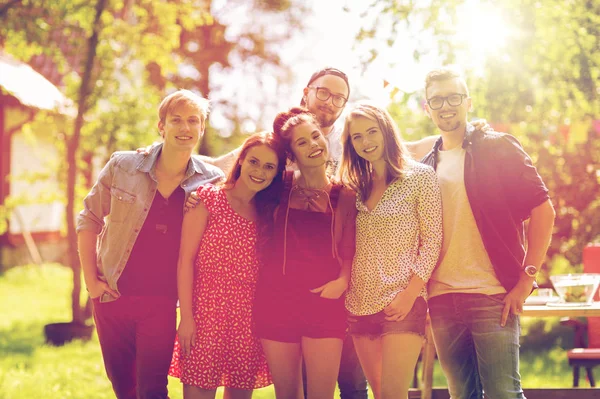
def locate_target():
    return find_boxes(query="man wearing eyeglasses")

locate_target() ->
[298,68,350,172]
[421,67,555,399]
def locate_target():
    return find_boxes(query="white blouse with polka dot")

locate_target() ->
[346,160,443,316]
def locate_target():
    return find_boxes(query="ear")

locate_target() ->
[199,118,206,136]
[157,121,164,137]
[466,97,473,112]
[302,87,310,103]
[424,104,432,119]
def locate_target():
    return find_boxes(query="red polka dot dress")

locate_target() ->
[169,184,272,390]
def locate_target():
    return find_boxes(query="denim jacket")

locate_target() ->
[420,125,549,292]
[76,143,224,302]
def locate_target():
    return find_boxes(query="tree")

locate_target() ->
[356,0,600,269]
[0,0,307,325]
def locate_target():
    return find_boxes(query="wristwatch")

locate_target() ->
[523,265,539,278]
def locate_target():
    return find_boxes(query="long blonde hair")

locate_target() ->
[338,103,411,200]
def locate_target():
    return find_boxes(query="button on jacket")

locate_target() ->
[77,143,224,302]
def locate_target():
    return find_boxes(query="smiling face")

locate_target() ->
[238,144,279,193]
[303,75,349,128]
[425,77,471,134]
[290,122,329,168]
[349,116,385,166]
[158,103,205,152]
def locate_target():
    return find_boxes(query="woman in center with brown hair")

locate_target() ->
[339,103,442,399]
[253,107,357,399]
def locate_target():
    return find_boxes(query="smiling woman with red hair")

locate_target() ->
[169,131,286,399]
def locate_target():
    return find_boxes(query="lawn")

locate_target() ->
[0,264,579,398]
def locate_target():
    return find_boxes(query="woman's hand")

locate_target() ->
[384,290,418,321]
[310,276,349,299]
[177,316,197,356]
[184,191,201,212]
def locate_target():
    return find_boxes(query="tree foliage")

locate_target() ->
[358,0,600,268]
[0,0,306,322]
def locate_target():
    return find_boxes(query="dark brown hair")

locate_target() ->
[272,106,321,162]
[224,132,286,243]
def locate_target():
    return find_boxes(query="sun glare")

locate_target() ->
[455,1,511,63]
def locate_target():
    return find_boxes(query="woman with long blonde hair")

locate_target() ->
[339,103,443,399]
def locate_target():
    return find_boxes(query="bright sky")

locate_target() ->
[210,0,512,133]
[300,0,511,96]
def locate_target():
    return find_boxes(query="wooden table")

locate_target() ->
[419,302,600,399]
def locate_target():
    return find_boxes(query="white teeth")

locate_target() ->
[309,149,323,158]
[249,176,265,183]
[440,113,456,119]
[176,136,192,140]
[364,146,377,153]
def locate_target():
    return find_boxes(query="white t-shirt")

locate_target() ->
[325,124,343,164]
[427,145,506,299]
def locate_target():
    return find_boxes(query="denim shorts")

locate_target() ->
[347,296,427,339]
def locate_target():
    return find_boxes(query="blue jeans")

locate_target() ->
[428,293,526,399]
[338,334,368,399]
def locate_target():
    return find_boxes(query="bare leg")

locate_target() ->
[380,333,423,399]
[183,385,217,399]
[223,387,253,399]
[261,339,303,399]
[301,337,343,399]
[352,336,383,399]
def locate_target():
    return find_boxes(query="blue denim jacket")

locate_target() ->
[76,143,224,302]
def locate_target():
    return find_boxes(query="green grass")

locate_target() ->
[0,264,275,399]
[0,264,583,398]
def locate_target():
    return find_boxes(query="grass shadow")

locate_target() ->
[0,320,46,358]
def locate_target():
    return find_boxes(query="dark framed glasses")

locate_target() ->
[426,93,468,110]
[309,86,348,108]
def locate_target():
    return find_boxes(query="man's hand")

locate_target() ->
[471,119,493,132]
[178,316,197,356]
[310,277,349,299]
[500,278,534,327]
[87,278,119,300]
[135,142,160,155]
[384,290,418,321]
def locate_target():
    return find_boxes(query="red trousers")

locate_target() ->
[92,296,177,399]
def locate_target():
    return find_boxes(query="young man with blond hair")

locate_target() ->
[78,90,223,399]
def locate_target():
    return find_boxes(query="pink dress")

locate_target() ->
[169,184,271,389]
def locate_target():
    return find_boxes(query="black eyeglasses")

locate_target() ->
[426,93,468,110]
[308,86,348,108]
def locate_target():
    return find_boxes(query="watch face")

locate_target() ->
[524,265,538,277]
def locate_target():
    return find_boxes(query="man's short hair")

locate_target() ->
[300,67,350,106]
[158,89,210,124]
[424,67,469,97]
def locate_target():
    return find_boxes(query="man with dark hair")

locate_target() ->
[421,67,555,399]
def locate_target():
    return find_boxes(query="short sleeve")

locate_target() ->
[196,183,221,214]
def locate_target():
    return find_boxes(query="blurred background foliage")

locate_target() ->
[359,0,599,274]
[0,0,599,392]
[0,0,598,329]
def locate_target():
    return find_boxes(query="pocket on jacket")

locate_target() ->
[109,186,136,222]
